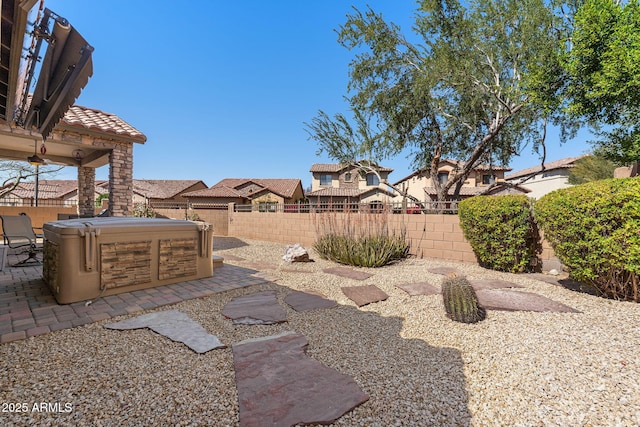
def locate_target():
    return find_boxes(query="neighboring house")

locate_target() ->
[1,179,205,208]
[184,178,305,211]
[0,180,106,207]
[126,180,208,207]
[505,156,584,199]
[306,163,396,208]
[393,160,522,206]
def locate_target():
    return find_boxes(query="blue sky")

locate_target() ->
[44,0,593,188]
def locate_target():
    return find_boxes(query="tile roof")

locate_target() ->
[423,186,485,196]
[60,105,147,143]
[309,164,345,173]
[8,180,108,199]
[305,188,367,197]
[505,156,585,180]
[133,180,206,199]
[185,178,301,199]
[310,162,393,173]
[423,183,530,197]
[7,179,204,200]
[393,160,511,185]
[185,185,242,198]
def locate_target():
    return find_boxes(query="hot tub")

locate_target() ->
[42,217,213,304]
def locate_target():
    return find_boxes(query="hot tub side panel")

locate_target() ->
[43,221,213,304]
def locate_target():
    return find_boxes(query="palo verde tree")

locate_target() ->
[563,0,640,169]
[307,0,575,202]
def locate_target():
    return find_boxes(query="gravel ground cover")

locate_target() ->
[1,236,639,426]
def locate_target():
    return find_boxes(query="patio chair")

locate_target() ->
[1,214,44,266]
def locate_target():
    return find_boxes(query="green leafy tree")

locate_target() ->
[564,0,640,167]
[567,154,618,184]
[307,0,573,202]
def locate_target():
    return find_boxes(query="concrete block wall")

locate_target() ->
[0,206,79,229]
[392,214,477,263]
[227,209,560,267]
[228,211,317,247]
[153,208,229,236]
[1,205,559,269]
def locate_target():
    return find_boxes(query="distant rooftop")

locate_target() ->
[505,156,585,180]
[186,178,302,199]
[310,162,393,173]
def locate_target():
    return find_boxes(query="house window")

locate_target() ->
[258,202,277,212]
[369,200,384,213]
[319,174,332,186]
[366,174,379,186]
[437,172,449,184]
[482,174,496,185]
[344,172,352,182]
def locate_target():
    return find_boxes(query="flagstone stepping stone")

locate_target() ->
[284,291,337,312]
[242,261,279,271]
[428,267,461,275]
[323,266,373,281]
[233,332,369,427]
[475,289,580,313]
[396,282,440,296]
[280,268,314,273]
[222,291,287,325]
[219,254,244,262]
[526,273,561,285]
[104,310,225,354]
[341,285,388,307]
[468,279,524,290]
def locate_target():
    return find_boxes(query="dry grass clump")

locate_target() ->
[312,206,409,268]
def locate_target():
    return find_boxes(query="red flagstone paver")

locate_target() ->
[323,267,373,281]
[468,279,524,290]
[284,290,337,312]
[396,282,440,296]
[222,291,287,325]
[341,285,388,307]
[233,332,369,426]
[476,289,580,313]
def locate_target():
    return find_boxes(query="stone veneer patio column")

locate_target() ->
[108,143,134,216]
[77,166,96,217]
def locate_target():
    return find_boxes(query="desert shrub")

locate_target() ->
[313,208,410,268]
[186,210,201,221]
[132,203,157,218]
[534,177,640,302]
[458,195,541,273]
[441,273,486,323]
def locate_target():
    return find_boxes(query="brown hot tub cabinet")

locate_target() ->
[43,217,213,304]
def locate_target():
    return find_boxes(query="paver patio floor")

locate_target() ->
[0,253,267,344]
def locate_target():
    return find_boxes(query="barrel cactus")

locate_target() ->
[441,274,486,324]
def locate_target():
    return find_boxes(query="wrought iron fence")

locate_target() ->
[233,201,459,214]
[0,199,78,207]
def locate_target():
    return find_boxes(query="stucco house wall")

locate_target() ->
[510,169,572,199]
[393,161,511,204]
[505,157,584,200]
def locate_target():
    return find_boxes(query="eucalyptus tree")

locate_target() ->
[564,0,640,167]
[307,0,573,202]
